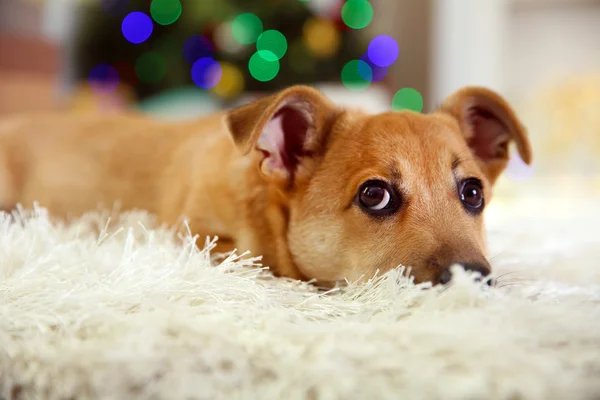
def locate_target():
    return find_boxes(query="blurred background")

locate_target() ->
[1,0,600,216]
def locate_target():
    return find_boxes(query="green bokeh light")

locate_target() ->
[135,52,167,84]
[256,30,288,60]
[341,0,374,29]
[392,88,424,113]
[249,51,280,82]
[150,0,182,26]
[341,60,372,91]
[232,13,263,45]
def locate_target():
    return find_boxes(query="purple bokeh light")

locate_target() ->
[121,11,153,44]
[183,35,214,65]
[88,64,120,95]
[191,58,222,89]
[505,153,535,181]
[367,35,399,68]
[360,53,388,82]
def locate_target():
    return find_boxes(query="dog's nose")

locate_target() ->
[438,261,491,285]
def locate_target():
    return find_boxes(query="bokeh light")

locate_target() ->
[191,57,223,89]
[368,35,399,67]
[100,0,129,16]
[359,53,388,82]
[199,21,219,49]
[256,30,288,60]
[302,17,341,58]
[212,62,245,100]
[214,21,246,55]
[135,52,167,84]
[137,87,217,117]
[341,0,374,30]
[392,88,424,113]
[88,64,120,95]
[329,0,351,31]
[341,60,372,91]
[231,13,263,45]
[122,11,153,44]
[505,153,535,181]
[150,0,182,26]
[183,35,214,65]
[249,51,280,82]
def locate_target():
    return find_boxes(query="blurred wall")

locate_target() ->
[369,0,432,109]
[0,0,42,36]
[0,0,62,115]
[430,0,509,108]
[505,1,600,98]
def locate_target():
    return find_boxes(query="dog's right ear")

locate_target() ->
[438,87,532,186]
[224,85,337,186]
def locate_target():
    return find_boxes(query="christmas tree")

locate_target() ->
[73,0,372,105]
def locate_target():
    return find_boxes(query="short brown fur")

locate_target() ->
[0,85,531,286]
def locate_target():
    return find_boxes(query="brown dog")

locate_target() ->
[0,85,531,286]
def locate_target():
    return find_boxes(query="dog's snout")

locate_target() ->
[437,261,492,285]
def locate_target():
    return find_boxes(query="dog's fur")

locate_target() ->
[0,85,531,286]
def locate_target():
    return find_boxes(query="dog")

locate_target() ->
[0,85,531,287]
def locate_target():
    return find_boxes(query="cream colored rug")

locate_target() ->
[1,194,600,400]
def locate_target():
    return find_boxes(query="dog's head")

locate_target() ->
[225,86,531,286]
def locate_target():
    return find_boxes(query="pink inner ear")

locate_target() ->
[256,106,310,175]
[467,108,510,161]
[259,114,287,171]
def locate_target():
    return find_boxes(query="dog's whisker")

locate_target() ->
[493,269,531,281]
[494,272,536,282]
[487,255,500,263]
[437,282,457,295]
[495,279,539,286]
[496,282,536,289]
[495,274,536,280]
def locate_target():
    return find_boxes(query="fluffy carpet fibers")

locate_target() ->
[1,196,600,400]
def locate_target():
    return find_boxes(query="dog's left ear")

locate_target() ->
[224,85,337,186]
[439,87,532,185]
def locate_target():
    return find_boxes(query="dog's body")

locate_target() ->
[0,86,532,286]
[0,112,278,270]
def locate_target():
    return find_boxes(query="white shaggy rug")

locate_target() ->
[1,193,600,399]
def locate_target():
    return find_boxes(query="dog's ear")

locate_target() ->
[224,85,337,185]
[438,87,532,185]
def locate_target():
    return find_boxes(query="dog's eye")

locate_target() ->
[357,180,399,216]
[460,179,484,213]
